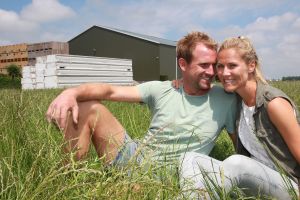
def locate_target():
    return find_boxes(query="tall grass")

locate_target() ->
[270,80,300,109]
[0,89,182,199]
[1,80,299,199]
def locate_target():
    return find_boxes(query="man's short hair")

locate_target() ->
[176,31,218,64]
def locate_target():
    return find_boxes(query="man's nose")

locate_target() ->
[206,64,216,75]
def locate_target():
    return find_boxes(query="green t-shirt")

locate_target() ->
[137,81,237,163]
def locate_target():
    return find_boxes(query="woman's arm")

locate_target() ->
[267,97,300,164]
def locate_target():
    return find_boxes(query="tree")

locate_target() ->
[282,76,300,81]
[7,64,21,80]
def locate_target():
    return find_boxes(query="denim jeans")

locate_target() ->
[179,152,298,200]
[111,133,143,166]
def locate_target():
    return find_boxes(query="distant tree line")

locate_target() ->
[282,76,300,81]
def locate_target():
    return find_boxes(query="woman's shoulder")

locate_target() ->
[259,83,288,101]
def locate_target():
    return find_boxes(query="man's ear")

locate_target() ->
[178,58,187,72]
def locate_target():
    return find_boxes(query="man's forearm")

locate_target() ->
[63,83,141,103]
[63,83,112,102]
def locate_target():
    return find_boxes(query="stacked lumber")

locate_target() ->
[21,54,133,90]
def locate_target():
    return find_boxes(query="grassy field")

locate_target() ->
[0,80,299,199]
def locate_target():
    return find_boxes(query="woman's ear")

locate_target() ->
[178,58,187,72]
[248,60,256,73]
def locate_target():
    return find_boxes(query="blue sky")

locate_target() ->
[1,0,300,79]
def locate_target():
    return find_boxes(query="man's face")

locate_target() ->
[180,43,217,95]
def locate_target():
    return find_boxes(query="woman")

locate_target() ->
[179,36,300,199]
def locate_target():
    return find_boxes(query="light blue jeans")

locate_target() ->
[111,133,143,166]
[179,152,298,200]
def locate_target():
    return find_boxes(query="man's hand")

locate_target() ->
[46,89,79,130]
[172,78,183,89]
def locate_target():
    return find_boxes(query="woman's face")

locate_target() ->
[217,48,254,93]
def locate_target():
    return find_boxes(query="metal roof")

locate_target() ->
[69,25,177,47]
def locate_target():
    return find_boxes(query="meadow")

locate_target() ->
[0,79,299,199]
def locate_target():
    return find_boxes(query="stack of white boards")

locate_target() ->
[21,65,36,90]
[21,54,133,90]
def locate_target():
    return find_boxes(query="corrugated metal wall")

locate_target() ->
[69,27,176,81]
[159,44,178,80]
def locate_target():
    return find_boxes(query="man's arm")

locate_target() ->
[46,83,142,129]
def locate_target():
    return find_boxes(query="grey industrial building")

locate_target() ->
[68,25,178,81]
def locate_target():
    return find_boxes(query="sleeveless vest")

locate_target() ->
[236,81,300,184]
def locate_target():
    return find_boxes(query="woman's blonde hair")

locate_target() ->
[219,36,267,84]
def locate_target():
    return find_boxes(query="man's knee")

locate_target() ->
[77,101,107,122]
[78,100,103,113]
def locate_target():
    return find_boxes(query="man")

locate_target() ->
[46,31,237,166]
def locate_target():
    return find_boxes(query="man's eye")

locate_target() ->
[199,63,213,68]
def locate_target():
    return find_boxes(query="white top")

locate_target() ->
[239,101,276,170]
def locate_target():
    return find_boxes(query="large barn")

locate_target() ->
[68,25,178,81]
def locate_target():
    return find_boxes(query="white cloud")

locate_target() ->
[0,0,76,44]
[210,11,300,79]
[40,31,70,42]
[278,34,300,58]
[0,9,37,32]
[21,0,75,23]
[292,17,300,29]
[246,12,298,31]
[281,34,300,44]
[81,0,294,39]
[0,9,39,44]
[259,47,300,79]
[241,13,300,78]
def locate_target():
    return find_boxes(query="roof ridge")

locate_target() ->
[96,25,177,46]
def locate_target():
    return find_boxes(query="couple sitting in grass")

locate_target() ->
[46,31,300,199]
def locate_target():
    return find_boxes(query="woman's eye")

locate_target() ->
[228,64,237,69]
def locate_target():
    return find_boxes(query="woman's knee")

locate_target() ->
[223,154,264,178]
[223,155,249,167]
[179,152,220,176]
[179,152,210,169]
